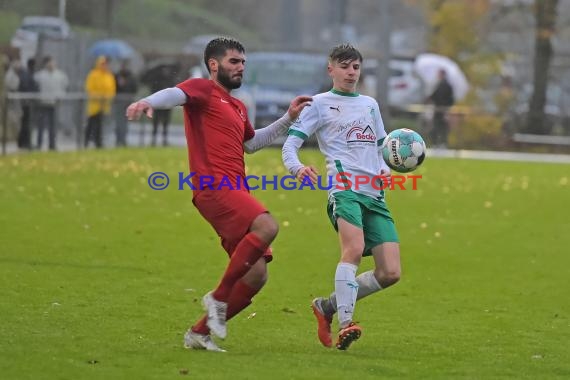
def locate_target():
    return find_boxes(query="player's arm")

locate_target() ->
[126,87,186,120]
[374,101,392,184]
[377,139,392,186]
[243,95,312,153]
[243,113,292,154]
[282,96,320,183]
[282,134,319,184]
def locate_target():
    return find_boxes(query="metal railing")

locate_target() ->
[2,92,570,155]
[1,92,143,154]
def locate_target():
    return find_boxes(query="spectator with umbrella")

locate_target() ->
[414,54,469,148]
[427,69,454,148]
[141,64,178,146]
[114,60,138,147]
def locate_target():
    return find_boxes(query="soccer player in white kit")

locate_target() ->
[282,44,402,350]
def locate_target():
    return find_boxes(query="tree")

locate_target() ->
[526,0,559,134]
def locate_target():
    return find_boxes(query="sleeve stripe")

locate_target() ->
[288,129,309,140]
[377,137,385,147]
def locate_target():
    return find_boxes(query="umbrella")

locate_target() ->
[88,39,138,60]
[414,53,470,101]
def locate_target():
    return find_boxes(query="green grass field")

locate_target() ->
[1,148,569,379]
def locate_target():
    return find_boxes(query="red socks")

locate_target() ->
[212,233,268,302]
[192,280,259,335]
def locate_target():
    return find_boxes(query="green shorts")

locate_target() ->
[327,190,399,256]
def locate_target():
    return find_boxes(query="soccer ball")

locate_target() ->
[381,128,426,173]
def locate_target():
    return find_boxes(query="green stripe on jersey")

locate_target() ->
[288,129,309,140]
[377,137,385,146]
[330,88,359,97]
[334,160,350,190]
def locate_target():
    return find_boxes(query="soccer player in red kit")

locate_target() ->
[126,37,311,352]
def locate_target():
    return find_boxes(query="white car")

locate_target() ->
[10,16,71,62]
[361,58,425,112]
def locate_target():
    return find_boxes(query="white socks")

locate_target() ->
[335,262,359,328]
[354,270,383,299]
[324,270,383,316]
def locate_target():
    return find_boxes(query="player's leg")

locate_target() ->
[193,255,268,322]
[184,330,226,352]
[312,192,364,348]
[335,218,363,326]
[192,256,267,329]
[194,190,276,339]
[225,255,268,318]
[187,257,267,351]
[211,212,277,303]
[321,202,400,315]
[318,270,383,317]
[370,243,401,288]
[365,199,401,290]
[325,191,367,349]
[334,217,364,350]
[313,242,399,352]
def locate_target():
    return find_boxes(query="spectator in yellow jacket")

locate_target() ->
[84,56,116,148]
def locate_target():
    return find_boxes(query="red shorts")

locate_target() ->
[193,189,273,262]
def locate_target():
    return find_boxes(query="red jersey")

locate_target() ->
[176,78,255,195]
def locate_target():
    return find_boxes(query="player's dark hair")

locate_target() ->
[328,43,363,64]
[203,37,245,73]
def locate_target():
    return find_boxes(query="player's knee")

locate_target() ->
[264,219,279,239]
[376,268,400,288]
[341,243,365,264]
[251,213,279,241]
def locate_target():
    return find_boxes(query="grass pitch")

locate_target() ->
[0,148,569,379]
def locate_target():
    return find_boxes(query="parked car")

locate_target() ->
[10,16,72,63]
[360,58,425,112]
[239,52,330,129]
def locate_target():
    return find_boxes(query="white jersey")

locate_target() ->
[288,89,389,199]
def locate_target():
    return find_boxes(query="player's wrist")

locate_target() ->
[140,98,153,108]
[282,112,293,124]
[292,165,305,178]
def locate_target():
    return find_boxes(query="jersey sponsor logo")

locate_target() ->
[346,125,376,145]
[335,116,370,134]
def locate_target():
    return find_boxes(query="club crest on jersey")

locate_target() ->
[346,125,376,145]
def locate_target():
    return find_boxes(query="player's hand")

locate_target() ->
[287,95,312,121]
[380,169,392,188]
[296,165,319,184]
[126,100,153,120]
